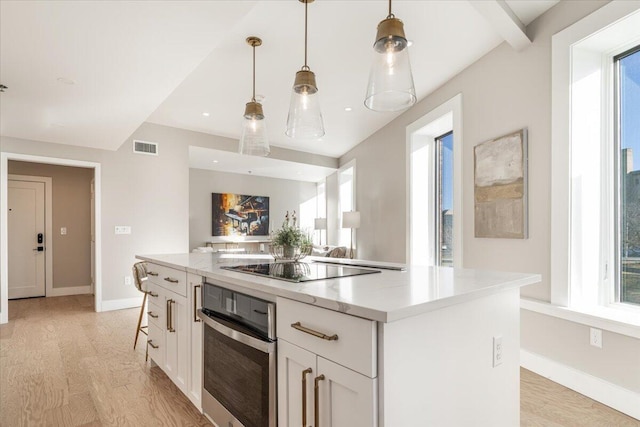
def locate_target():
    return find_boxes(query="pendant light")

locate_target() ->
[239,36,270,156]
[364,0,416,112]
[285,0,325,139]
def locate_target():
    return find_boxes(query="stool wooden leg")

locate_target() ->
[134,292,148,350]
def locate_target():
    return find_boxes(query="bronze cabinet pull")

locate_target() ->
[147,311,158,319]
[302,368,312,426]
[193,284,201,323]
[164,277,179,283]
[147,339,159,349]
[291,322,338,341]
[167,299,175,332]
[148,291,158,298]
[147,271,159,277]
[314,374,325,427]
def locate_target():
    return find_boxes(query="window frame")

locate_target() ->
[614,43,640,306]
[338,159,356,248]
[435,130,454,267]
[550,1,640,316]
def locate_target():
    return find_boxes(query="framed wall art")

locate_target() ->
[474,129,528,239]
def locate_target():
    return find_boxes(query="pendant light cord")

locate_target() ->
[303,0,309,71]
[252,43,256,102]
[387,0,394,19]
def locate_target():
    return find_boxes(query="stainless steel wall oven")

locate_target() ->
[198,281,276,427]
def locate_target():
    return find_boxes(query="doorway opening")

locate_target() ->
[1,153,102,324]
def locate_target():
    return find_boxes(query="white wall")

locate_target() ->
[189,168,318,250]
[338,0,640,398]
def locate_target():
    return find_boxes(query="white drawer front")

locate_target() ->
[276,297,377,378]
[147,322,165,367]
[147,297,164,329]
[145,263,187,296]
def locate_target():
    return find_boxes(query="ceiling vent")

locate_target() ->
[133,140,158,156]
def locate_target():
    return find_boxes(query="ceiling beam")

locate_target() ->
[470,0,532,51]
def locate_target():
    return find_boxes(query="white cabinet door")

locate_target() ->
[164,292,188,394]
[278,339,317,427]
[317,357,377,427]
[187,273,203,410]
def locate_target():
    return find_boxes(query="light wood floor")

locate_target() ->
[1,295,638,427]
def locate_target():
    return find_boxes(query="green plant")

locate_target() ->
[271,221,312,247]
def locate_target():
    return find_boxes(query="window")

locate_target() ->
[436,132,454,266]
[550,2,640,316]
[407,94,462,267]
[616,45,640,305]
[338,162,355,248]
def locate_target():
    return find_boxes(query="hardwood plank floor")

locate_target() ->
[0,295,637,426]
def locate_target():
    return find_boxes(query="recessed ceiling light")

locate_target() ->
[255,94,265,103]
[212,160,219,163]
[202,112,210,117]
[57,77,75,85]
[344,107,353,112]
[407,40,414,47]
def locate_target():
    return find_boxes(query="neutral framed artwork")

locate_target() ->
[211,193,270,240]
[474,129,528,239]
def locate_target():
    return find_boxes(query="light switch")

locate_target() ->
[115,226,132,235]
[61,227,67,235]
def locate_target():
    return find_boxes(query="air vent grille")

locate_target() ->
[133,140,158,156]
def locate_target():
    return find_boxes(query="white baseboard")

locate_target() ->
[521,349,640,420]
[100,296,144,312]
[47,285,91,297]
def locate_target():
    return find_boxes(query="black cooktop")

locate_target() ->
[221,262,381,283]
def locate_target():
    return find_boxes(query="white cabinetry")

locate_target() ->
[144,263,202,411]
[277,297,377,427]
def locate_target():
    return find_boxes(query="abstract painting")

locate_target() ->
[474,129,528,239]
[212,193,269,238]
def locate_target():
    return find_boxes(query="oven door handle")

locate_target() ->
[197,309,276,354]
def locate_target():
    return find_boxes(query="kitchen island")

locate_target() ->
[137,252,540,427]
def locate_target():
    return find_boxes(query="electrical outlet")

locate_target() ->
[115,226,131,235]
[590,328,602,348]
[124,276,133,286]
[493,335,503,367]
[60,227,67,235]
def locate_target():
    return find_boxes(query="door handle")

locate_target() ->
[167,299,175,332]
[314,375,325,427]
[302,368,312,426]
[193,284,201,323]
[32,247,44,252]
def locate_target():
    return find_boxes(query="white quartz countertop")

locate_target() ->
[136,253,541,323]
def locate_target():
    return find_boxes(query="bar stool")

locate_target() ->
[132,262,150,360]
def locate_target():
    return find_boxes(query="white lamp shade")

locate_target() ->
[239,116,270,156]
[342,211,361,229]
[314,218,327,230]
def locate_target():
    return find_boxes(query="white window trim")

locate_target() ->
[550,1,640,325]
[338,159,356,248]
[405,93,463,267]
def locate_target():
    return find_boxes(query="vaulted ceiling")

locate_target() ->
[0,1,558,158]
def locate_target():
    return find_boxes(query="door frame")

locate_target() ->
[8,175,53,299]
[1,153,102,324]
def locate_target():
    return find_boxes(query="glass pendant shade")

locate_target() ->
[285,69,325,139]
[364,17,416,112]
[239,101,270,157]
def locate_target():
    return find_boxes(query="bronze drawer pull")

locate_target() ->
[147,311,158,319]
[167,299,175,332]
[164,277,179,283]
[291,322,338,341]
[148,291,158,298]
[302,368,312,426]
[314,374,325,427]
[147,271,159,277]
[193,284,201,323]
[147,340,159,349]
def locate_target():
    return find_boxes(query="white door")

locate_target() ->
[8,180,46,299]
[317,357,377,427]
[277,339,317,427]
[90,179,95,295]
